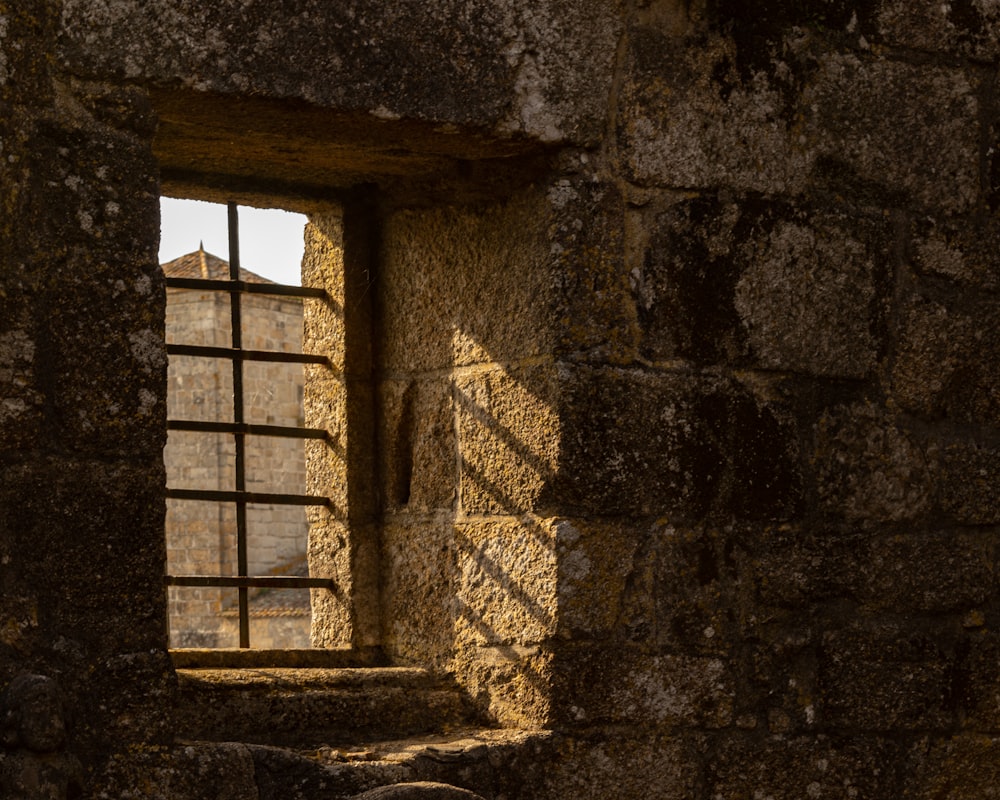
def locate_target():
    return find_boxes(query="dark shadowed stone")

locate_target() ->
[892,296,1000,427]
[636,196,886,377]
[0,674,84,800]
[708,733,900,799]
[813,402,932,523]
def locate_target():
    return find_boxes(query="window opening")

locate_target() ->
[163,200,332,649]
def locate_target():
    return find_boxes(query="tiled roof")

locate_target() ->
[220,555,312,616]
[251,555,312,613]
[161,246,275,284]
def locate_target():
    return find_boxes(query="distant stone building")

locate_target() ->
[162,247,309,648]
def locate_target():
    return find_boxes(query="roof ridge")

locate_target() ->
[161,249,277,284]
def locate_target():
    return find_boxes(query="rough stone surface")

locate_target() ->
[537,734,701,800]
[553,518,645,639]
[892,297,1000,426]
[634,198,887,374]
[734,219,878,377]
[3,0,1000,797]
[618,22,980,212]
[801,55,980,214]
[552,646,734,728]
[910,214,1000,290]
[455,365,561,517]
[379,379,457,514]
[381,520,459,669]
[58,0,623,146]
[814,402,933,523]
[617,27,808,195]
[378,195,554,374]
[551,366,800,521]
[876,0,1000,61]
[939,443,1000,525]
[707,734,898,800]
[819,625,954,731]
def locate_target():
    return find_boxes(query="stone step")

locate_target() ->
[252,729,555,800]
[173,667,483,747]
[128,729,555,800]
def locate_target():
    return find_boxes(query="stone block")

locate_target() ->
[96,742,258,800]
[455,518,557,648]
[910,215,1000,290]
[548,174,637,362]
[302,215,348,373]
[59,0,620,146]
[748,633,822,735]
[801,56,980,214]
[618,26,980,213]
[380,176,636,371]
[0,458,172,755]
[550,645,734,729]
[0,459,166,647]
[746,524,860,611]
[876,0,1000,61]
[855,532,994,614]
[19,117,159,261]
[733,217,879,378]
[616,27,807,194]
[748,525,995,617]
[819,626,952,731]
[552,366,799,521]
[304,391,349,521]
[705,1,869,67]
[708,733,899,800]
[378,378,457,514]
[953,634,1000,731]
[631,196,748,364]
[307,512,381,647]
[453,643,553,729]
[905,734,1000,799]
[553,518,645,639]
[939,443,1000,525]
[71,79,158,137]
[0,2,55,107]
[892,297,1000,426]
[537,733,701,800]
[706,374,803,521]
[649,522,744,656]
[307,516,354,648]
[0,296,44,452]
[549,365,719,518]
[635,198,886,377]
[813,402,932,523]
[9,118,164,458]
[455,364,560,516]
[381,520,459,668]
[379,192,554,374]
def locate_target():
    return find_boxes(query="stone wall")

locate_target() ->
[1,0,999,797]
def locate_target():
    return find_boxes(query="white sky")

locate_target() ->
[159,197,307,286]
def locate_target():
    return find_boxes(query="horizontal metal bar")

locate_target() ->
[166,343,327,365]
[166,276,327,299]
[166,488,329,506]
[167,420,327,440]
[166,575,335,589]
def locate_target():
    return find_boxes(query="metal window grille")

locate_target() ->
[164,202,333,648]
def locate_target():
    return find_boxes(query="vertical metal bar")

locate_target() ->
[228,202,250,649]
